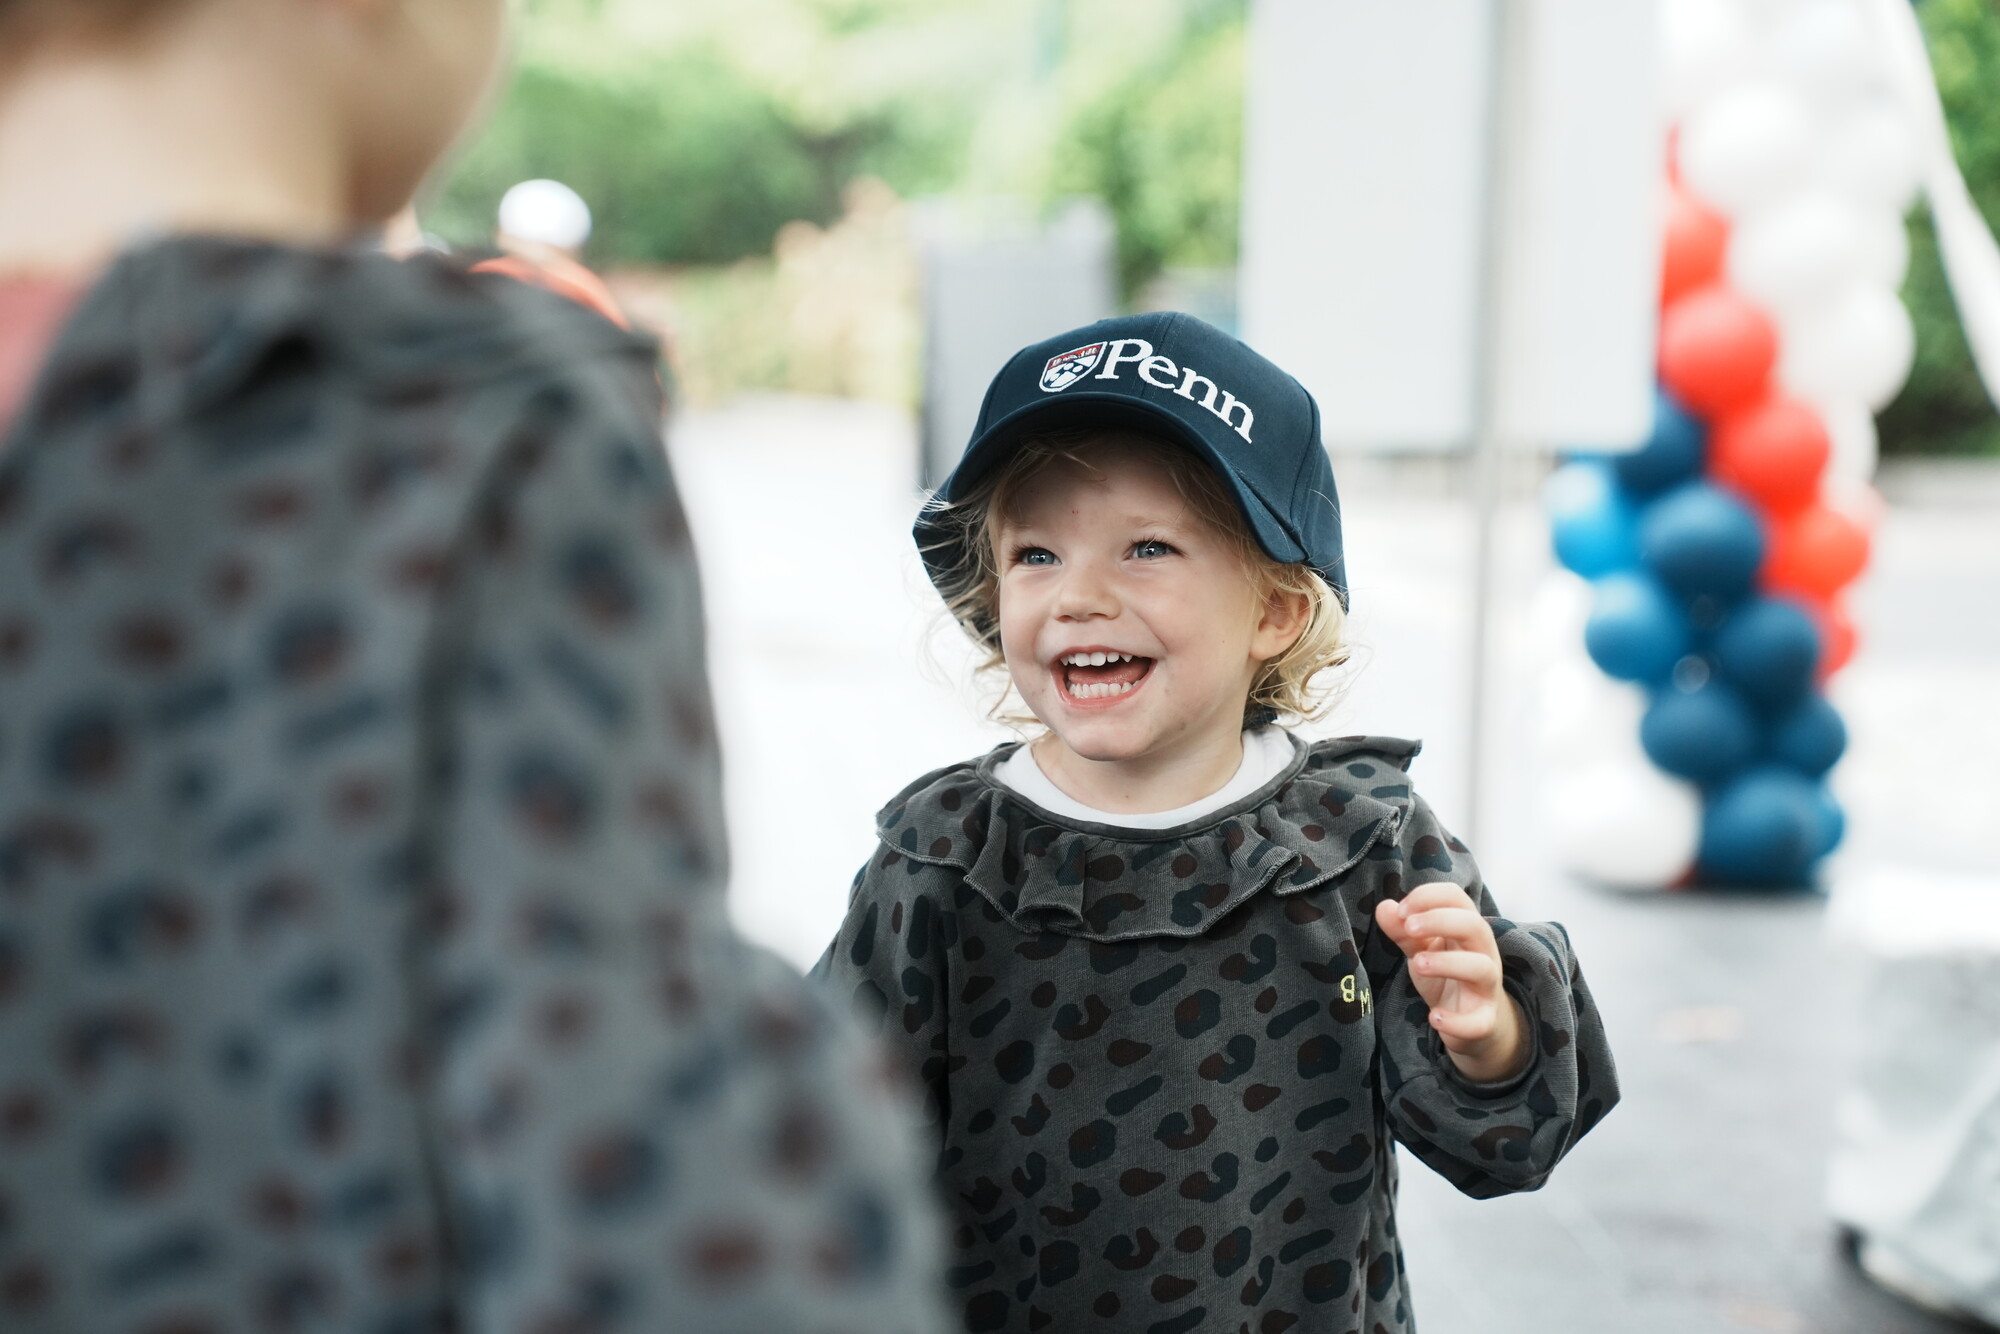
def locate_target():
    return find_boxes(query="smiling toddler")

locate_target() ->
[815,313,1619,1334]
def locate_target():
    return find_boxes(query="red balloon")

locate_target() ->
[1709,392,1831,514]
[1810,595,1858,680]
[1763,503,1871,600]
[1661,186,1728,307]
[1658,284,1778,418]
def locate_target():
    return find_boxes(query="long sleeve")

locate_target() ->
[1361,793,1619,1199]
[812,852,957,1136]
[413,354,946,1332]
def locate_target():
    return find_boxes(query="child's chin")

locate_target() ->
[1043,719,1152,764]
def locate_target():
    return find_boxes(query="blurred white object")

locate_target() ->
[1536,655,1646,771]
[497,178,593,253]
[1240,0,1660,452]
[1769,0,1881,102]
[1777,281,1916,410]
[1816,396,1881,484]
[1660,0,1757,120]
[1727,193,1879,315]
[1544,759,1701,890]
[1528,567,1593,647]
[1818,97,1924,214]
[1825,865,2000,1326]
[1679,83,1816,215]
[1852,207,1912,289]
[1533,609,1698,891]
[1827,865,2000,956]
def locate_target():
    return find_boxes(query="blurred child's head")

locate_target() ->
[0,0,509,230]
[929,424,1349,760]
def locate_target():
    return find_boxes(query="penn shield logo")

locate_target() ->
[1040,342,1105,393]
[1040,336,1256,442]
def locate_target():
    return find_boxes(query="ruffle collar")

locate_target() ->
[874,734,1423,941]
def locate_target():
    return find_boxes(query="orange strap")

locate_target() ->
[470,254,631,331]
[0,276,84,439]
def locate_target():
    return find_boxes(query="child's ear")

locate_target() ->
[1251,585,1311,661]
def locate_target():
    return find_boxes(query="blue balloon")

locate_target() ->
[1639,482,1767,603]
[1698,767,1822,886]
[1714,598,1821,709]
[1584,572,1694,685]
[1614,389,1707,495]
[1546,461,1640,578]
[1809,784,1846,859]
[1770,694,1848,776]
[1641,680,1761,783]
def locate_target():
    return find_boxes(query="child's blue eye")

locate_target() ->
[1131,540,1175,559]
[1014,546,1057,566]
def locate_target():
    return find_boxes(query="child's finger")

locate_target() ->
[1410,949,1500,989]
[1397,882,1477,915]
[1377,883,1472,942]
[1428,1004,1497,1042]
[1374,896,1415,948]
[1396,907,1488,948]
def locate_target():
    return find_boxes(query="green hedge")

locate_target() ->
[429,47,958,266]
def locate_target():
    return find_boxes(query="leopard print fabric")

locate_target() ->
[0,237,945,1334]
[815,733,1618,1334]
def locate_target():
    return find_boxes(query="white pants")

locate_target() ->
[1826,869,2000,1325]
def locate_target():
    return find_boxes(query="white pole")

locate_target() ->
[1464,0,1532,848]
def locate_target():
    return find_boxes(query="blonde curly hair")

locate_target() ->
[922,426,1350,728]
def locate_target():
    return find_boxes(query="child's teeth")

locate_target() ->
[1090,651,1107,666]
[1066,679,1136,699]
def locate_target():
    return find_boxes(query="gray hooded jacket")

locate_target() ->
[0,236,944,1334]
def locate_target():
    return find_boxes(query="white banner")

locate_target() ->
[1241,0,1662,452]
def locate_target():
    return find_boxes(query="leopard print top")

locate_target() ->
[816,732,1618,1334]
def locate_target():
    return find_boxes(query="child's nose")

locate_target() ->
[1053,563,1120,621]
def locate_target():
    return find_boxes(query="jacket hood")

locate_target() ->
[43,234,656,440]
[874,734,1424,942]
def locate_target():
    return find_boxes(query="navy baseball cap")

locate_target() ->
[916,311,1349,609]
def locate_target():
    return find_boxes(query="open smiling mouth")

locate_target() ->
[1056,650,1156,702]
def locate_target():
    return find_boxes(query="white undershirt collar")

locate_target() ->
[991,728,1298,831]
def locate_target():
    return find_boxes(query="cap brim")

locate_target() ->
[933,392,1311,568]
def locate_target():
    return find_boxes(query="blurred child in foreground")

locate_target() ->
[0,3,943,1330]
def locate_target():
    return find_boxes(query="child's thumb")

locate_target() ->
[1374,897,1413,948]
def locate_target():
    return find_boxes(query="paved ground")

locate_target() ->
[668,398,1998,1334]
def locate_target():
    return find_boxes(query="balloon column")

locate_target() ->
[1543,0,1915,890]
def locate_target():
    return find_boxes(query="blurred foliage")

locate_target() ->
[430,0,984,263]
[432,51,829,264]
[1048,7,1245,297]
[434,0,1245,281]
[1880,0,2000,456]
[608,179,919,408]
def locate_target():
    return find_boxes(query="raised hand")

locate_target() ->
[1373,881,1529,1084]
